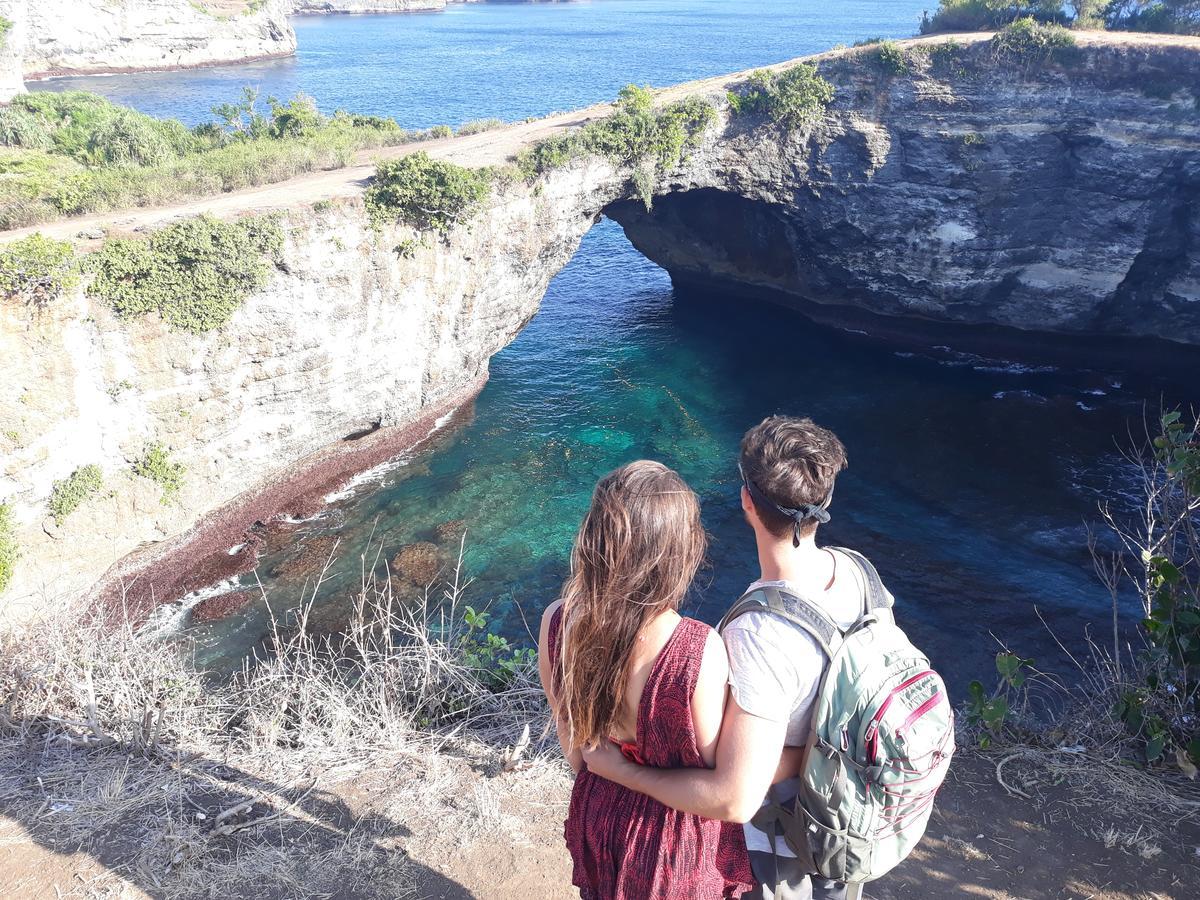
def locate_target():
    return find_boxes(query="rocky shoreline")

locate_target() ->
[95,376,486,624]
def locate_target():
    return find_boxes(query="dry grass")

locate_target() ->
[0,554,557,898]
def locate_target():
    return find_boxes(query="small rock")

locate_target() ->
[191,590,254,625]
[434,518,467,544]
[391,542,443,586]
[268,534,340,579]
[76,228,105,240]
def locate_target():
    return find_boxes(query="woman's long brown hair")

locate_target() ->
[556,460,706,750]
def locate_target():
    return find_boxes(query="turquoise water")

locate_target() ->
[34,3,1197,686]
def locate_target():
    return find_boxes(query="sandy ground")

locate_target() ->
[1,752,1197,899]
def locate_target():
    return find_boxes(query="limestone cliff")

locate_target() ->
[2,0,295,91]
[291,0,446,12]
[0,161,621,617]
[607,38,1200,348]
[3,34,1200,618]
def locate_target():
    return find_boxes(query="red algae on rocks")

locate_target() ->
[92,376,487,625]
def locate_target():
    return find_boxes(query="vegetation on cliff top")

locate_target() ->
[0,234,79,307]
[88,214,283,333]
[990,16,1081,65]
[516,84,715,209]
[365,151,491,234]
[0,88,449,230]
[0,503,16,594]
[726,64,835,130]
[48,464,104,525]
[921,0,1200,34]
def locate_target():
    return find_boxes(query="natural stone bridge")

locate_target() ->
[3,31,1200,615]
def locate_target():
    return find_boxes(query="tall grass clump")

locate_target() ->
[457,118,507,136]
[0,233,79,307]
[0,503,17,594]
[0,549,548,894]
[516,85,715,209]
[88,214,283,333]
[726,64,835,131]
[365,151,491,234]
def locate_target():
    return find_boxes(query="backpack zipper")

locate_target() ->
[864,669,937,764]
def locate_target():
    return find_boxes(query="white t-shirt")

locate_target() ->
[722,550,880,857]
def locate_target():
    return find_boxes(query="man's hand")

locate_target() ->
[574,699,788,823]
[581,739,631,781]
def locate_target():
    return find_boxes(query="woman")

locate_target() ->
[537,460,753,900]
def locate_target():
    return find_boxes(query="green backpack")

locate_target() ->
[718,548,954,888]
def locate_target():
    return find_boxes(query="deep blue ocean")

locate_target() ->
[34,2,1198,686]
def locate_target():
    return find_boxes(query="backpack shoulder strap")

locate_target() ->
[831,547,893,617]
[717,584,841,659]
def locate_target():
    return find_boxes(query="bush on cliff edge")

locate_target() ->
[726,63,835,131]
[515,85,715,210]
[88,214,283,333]
[366,151,491,235]
[0,233,79,307]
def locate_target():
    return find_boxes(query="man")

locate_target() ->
[584,415,882,900]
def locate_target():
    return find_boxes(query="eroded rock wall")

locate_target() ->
[0,159,624,617]
[13,0,295,80]
[609,40,1200,345]
[4,35,1200,618]
[291,0,445,12]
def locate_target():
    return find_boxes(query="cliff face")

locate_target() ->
[291,0,446,12]
[607,40,1200,347]
[4,0,295,85]
[0,161,622,617]
[2,35,1200,617]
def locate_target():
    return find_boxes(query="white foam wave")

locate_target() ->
[322,403,462,504]
[137,577,243,641]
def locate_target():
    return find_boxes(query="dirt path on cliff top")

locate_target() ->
[5,30,1200,247]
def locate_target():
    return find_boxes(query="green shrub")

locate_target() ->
[515,85,715,207]
[727,64,835,130]
[49,464,103,524]
[0,234,79,306]
[133,443,185,503]
[428,124,454,139]
[457,118,506,136]
[870,40,910,76]
[86,109,178,166]
[0,109,54,152]
[366,152,491,234]
[991,16,1080,66]
[0,16,12,50]
[0,90,416,228]
[1106,1,1200,35]
[1111,410,1200,765]
[920,0,1068,34]
[0,503,17,594]
[268,94,324,139]
[88,214,283,333]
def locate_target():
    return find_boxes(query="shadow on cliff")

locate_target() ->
[0,744,476,899]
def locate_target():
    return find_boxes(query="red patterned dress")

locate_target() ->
[549,608,755,900]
